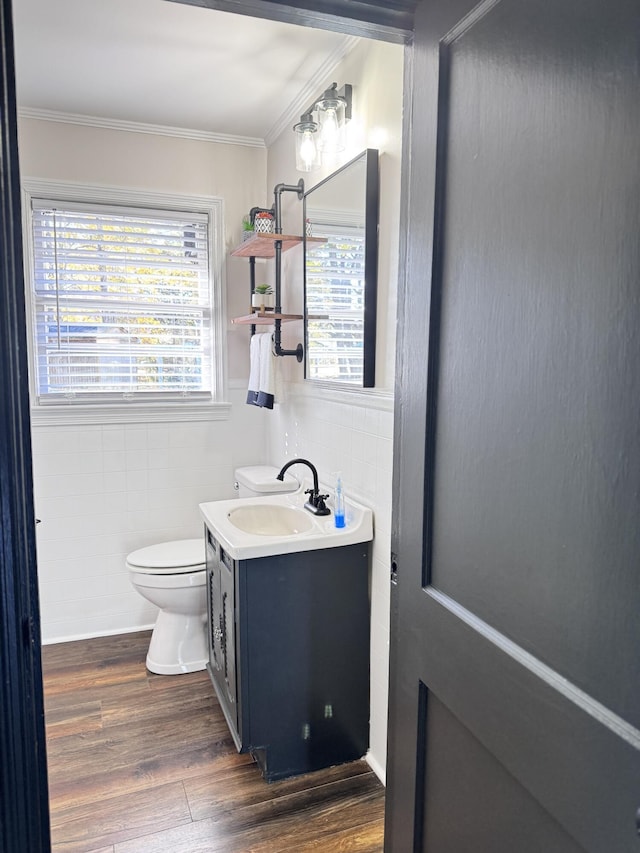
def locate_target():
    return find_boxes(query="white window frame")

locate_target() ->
[22,179,230,425]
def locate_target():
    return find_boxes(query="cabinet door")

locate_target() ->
[205,531,223,674]
[220,555,237,711]
[206,533,240,746]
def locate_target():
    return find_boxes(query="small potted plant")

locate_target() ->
[252,284,274,311]
[242,215,254,241]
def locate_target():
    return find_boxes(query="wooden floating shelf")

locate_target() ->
[232,311,303,326]
[231,233,327,259]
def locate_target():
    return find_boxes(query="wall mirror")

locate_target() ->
[303,148,379,387]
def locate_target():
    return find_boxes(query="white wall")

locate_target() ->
[19,117,271,641]
[265,39,404,781]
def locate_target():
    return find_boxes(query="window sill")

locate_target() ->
[30,400,232,427]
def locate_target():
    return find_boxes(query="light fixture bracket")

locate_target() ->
[314,83,353,122]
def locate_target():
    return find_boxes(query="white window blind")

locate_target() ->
[30,200,213,404]
[306,222,365,384]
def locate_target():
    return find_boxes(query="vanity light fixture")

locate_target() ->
[292,82,353,172]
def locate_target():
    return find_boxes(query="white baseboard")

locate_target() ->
[41,624,155,646]
[365,750,386,786]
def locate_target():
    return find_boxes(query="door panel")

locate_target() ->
[420,693,585,853]
[386,0,640,850]
[430,0,640,729]
[414,591,640,851]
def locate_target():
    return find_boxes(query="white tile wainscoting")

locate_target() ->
[33,387,268,643]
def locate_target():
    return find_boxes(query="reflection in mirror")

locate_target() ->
[303,149,378,387]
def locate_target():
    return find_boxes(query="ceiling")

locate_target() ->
[11,0,358,145]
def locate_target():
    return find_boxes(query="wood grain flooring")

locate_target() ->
[42,631,385,853]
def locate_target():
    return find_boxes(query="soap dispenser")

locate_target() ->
[334,473,345,528]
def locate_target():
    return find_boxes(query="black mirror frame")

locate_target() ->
[303,148,379,388]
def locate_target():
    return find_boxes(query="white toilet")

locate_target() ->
[128,465,298,676]
[127,538,207,675]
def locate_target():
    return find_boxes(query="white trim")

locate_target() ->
[21,178,227,215]
[21,178,229,422]
[289,380,394,411]
[18,107,266,149]
[365,750,386,785]
[41,623,155,646]
[30,402,232,427]
[307,208,365,228]
[264,36,361,148]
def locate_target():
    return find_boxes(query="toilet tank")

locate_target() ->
[234,465,298,498]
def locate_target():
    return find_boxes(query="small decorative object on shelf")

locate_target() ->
[305,218,313,237]
[252,284,274,310]
[241,215,254,241]
[254,212,274,234]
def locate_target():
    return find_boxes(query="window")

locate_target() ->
[23,182,227,422]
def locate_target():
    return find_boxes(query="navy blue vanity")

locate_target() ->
[204,526,370,782]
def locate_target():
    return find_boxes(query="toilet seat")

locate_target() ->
[126,538,205,575]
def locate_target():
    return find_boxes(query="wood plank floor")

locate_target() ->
[42,631,385,853]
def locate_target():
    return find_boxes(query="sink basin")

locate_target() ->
[228,504,314,536]
[200,490,373,560]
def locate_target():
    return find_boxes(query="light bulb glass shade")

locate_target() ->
[294,115,320,172]
[316,99,346,154]
[296,129,319,171]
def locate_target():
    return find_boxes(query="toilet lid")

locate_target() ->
[127,539,205,570]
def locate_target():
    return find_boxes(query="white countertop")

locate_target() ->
[199,488,373,560]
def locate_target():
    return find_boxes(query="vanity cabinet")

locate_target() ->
[204,526,370,781]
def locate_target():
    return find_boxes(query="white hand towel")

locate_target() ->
[246,333,261,406]
[257,331,276,409]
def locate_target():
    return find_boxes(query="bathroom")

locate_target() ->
[8,0,640,849]
[19,1,403,787]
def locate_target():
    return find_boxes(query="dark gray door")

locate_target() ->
[0,0,51,851]
[386,0,640,850]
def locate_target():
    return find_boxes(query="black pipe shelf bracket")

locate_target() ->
[231,179,321,364]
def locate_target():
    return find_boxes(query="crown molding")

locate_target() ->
[263,35,360,148]
[18,107,266,149]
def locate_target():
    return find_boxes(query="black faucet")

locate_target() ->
[276,458,331,516]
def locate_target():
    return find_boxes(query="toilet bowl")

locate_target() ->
[127,539,207,676]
